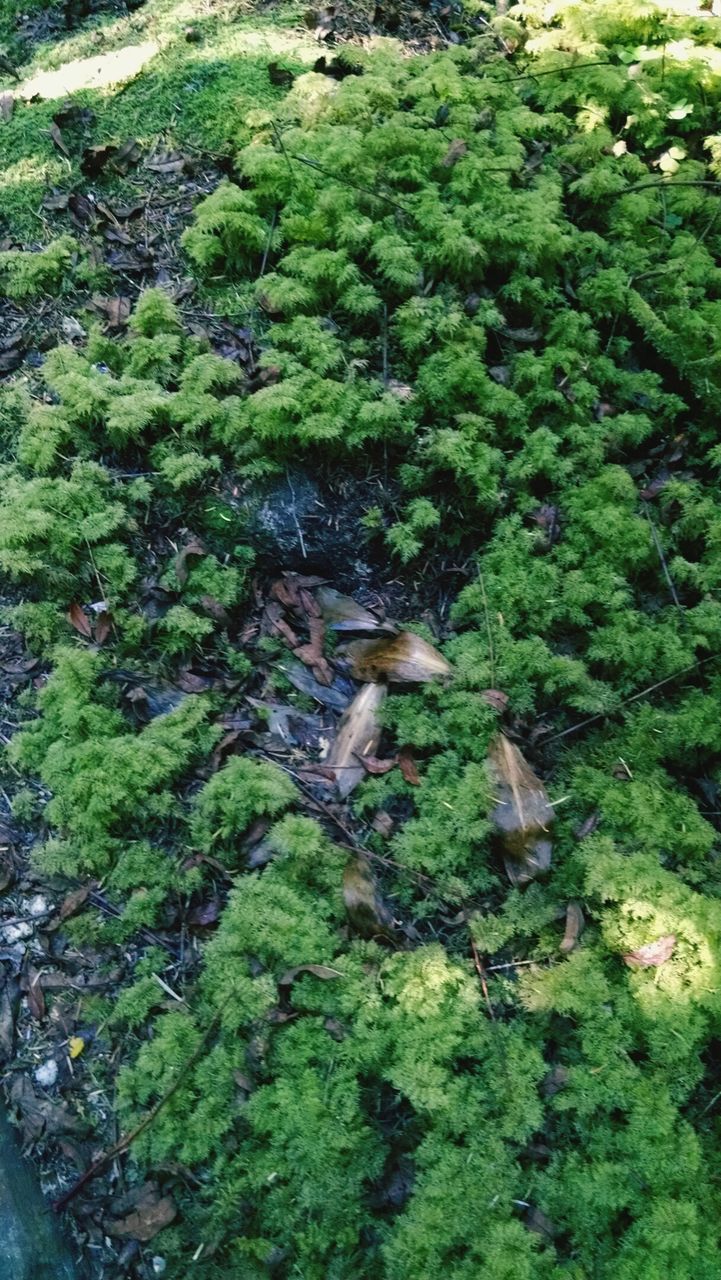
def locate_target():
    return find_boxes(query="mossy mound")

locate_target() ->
[4,1,721,1277]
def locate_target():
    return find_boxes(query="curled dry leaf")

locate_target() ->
[326,683,386,798]
[343,854,397,942]
[343,632,452,684]
[67,602,92,638]
[441,138,468,167]
[174,537,206,586]
[487,733,554,887]
[276,659,352,712]
[398,746,420,786]
[360,755,398,776]
[559,901,585,954]
[316,586,393,633]
[623,934,676,969]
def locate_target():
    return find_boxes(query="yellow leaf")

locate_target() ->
[69,1036,84,1059]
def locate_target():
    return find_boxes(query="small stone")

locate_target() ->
[34,1058,58,1089]
[1,921,33,944]
[61,316,86,342]
[26,894,49,919]
[152,1257,167,1275]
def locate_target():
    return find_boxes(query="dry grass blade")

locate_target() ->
[343,632,452,684]
[326,683,386,798]
[487,733,554,886]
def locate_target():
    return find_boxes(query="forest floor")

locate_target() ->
[3,1,721,1279]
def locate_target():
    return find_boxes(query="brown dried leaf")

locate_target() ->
[0,90,14,122]
[398,746,421,786]
[623,934,676,969]
[174,537,206,586]
[92,294,132,329]
[50,121,69,155]
[278,964,343,989]
[343,632,452,684]
[559,901,584,954]
[293,613,333,685]
[360,755,398,776]
[67,602,92,638]
[481,688,509,712]
[58,882,92,922]
[81,143,117,177]
[441,138,467,167]
[487,733,553,887]
[112,137,142,173]
[10,1076,86,1142]
[26,968,45,1021]
[187,898,222,928]
[95,611,112,645]
[371,810,394,838]
[42,191,69,211]
[326,683,386,798]
[107,1186,176,1242]
[0,975,17,1063]
[343,854,397,941]
[540,1064,569,1098]
[316,587,392,634]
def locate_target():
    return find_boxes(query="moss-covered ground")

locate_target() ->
[4,0,721,1278]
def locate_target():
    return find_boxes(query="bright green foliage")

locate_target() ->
[0,236,76,299]
[7,1,721,1278]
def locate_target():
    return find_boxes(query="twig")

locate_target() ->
[613,179,721,198]
[258,207,277,279]
[539,653,721,744]
[465,913,495,1019]
[477,567,495,686]
[381,303,389,389]
[643,503,681,609]
[53,1001,228,1212]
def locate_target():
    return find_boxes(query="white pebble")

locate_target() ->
[152,1258,167,1276]
[26,895,49,919]
[34,1058,58,1089]
[1,922,33,944]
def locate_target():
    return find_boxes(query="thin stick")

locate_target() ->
[477,568,496,686]
[258,207,277,279]
[539,653,721,744]
[643,503,681,609]
[53,1002,228,1212]
[466,914,495,1020]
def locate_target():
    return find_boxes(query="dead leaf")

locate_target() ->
[574,812,600,840]
[524,1205,556,1239]
[326,683,386,798]
[81,143,117,177]
[623,934,676,969]
[293,614,333,685]
[487,734,553,887]
[187,898,221,928]
[10,1076,86,1142]
[146,151,186,175]
[174,537,206,586]
[175,669,214,694]
[0,849,14,892]
[540,1064,569,1098]
[0,341,24,374]
[360,755,398,776]
[482,688,509,712]
[26,968,45,1021]
[58,883,92,922]
[559,901,584,954]
[50,121,69,156]
[0,974,17,1062]
[95,611,113,645]
[398,746,420,786]
[371,810,394,838]
[343,632,452,684]
[107,1185,176,1242]
[316,587,392,633]
[112,138,142,174]
[67,602,92,638]
[343,854,397,942]
[277,658,353,712]
[278,964,343,988]
[0,91,14,123]
[441,138,467,167]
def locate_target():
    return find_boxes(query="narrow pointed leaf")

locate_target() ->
[326,683,386,798]
[316,587,393,633]
[67,602,93,638]
[487,733,553,886]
